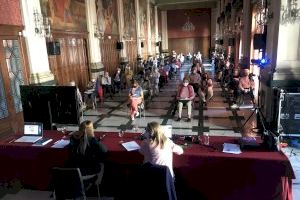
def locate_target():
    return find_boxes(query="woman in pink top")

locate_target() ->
[139,121,184,177]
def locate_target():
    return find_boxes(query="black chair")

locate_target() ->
[130,162,177,200]
[52,164,104,200]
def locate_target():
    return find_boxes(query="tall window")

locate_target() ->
[3,40,24,113]
[0,73,8,119]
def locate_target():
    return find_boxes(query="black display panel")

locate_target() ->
[20,85,80,130]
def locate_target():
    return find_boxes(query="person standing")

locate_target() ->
[128,80,143,120]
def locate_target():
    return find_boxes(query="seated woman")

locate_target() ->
[66,120,107,177]
[139,121,183,178]
[128,80,143,120]
[176,77,195,122]
[200,73,213,104]
[101,71,113,99]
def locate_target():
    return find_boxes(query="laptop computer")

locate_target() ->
[14,122,43,143]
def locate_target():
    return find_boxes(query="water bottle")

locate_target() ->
[204,133,210,145]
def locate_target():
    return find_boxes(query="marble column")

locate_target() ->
[161,11,168,52]
[86,0,103,78]
[146,0,152,56]
[20,0,54,84]
[135,0,142,57]
[240,0,252,67]
[154,5,159,55]
[117,0,127,59]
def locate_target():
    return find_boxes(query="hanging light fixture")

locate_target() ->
[254,0,273,27]
[281,0,300,24]
[182,15,195,32]
[33,9,51,38]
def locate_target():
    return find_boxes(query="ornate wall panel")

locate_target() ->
[168,37,210,58]
[125,41,137,72]
[48,35,89,91]
[100,39,119,75]
[123,0,136,40]
[96,0,119,36]
[0,0,22,26]
[41,0,87,32]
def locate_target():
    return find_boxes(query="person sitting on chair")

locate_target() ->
[199,73,214,104]
[113,68,122,93]
[66,120,107,183]
[139,121,183,178]
[189,65,201,96]
[176,77,195,122]
[231,69,255,109]
[128,80,143,121]
[101,71,113,99]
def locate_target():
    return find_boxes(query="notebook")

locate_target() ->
[14,122,43,143]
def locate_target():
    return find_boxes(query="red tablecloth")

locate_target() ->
[0,131,295,200]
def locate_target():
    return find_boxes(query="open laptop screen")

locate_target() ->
[24,122,43,136]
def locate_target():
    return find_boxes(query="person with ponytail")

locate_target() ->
[139,121,183,177]
[67,120,107,176]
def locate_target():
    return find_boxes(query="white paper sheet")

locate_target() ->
[51,139,70,148]
[121,141,140,151]
[223,143,242,154]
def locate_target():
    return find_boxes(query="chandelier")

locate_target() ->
[254,0,272,27]
[33,9,51,38]
[281,0,300,24]
[182,16,195,32]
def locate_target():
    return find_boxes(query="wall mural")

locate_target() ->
[139,0,147,39]
[40,0,87,32]
[123,0,136,39]
[96,0,118,35]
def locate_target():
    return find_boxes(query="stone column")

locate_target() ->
[86,0,103,78]
[240,0,252,67]
[20,0,54,84]
[161,11,168,52]
[154,5,159,55]
[135,0,142,57]
[117,0,127,59]
[146,0,152,56]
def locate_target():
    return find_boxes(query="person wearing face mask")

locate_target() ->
[128,80,143,120]
[101,72,113,99]
[175,77,195,122]
[113,67,122,93]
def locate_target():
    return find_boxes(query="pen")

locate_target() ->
[8,139,15,143]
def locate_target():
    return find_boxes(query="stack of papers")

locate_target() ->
[51,139,70,148]
[121,141,140,151]
[223,143,242,154]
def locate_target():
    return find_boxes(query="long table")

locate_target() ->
[0,131,295,200]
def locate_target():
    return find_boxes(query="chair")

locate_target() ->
[130,162,177,200]
[52,163,104,200]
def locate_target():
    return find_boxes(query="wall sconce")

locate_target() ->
[33,9,51,38]
[94,24,104,39]
[281,0,300,24]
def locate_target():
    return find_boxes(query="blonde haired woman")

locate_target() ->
[139,122,183,177]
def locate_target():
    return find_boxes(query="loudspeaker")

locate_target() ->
[156,41,161,46]
[228,38,235,46]
[47,41,60,55]
[219,39,223,45]
[141,42,144,48]
[253,33,266,50]
[116,42,123,50]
